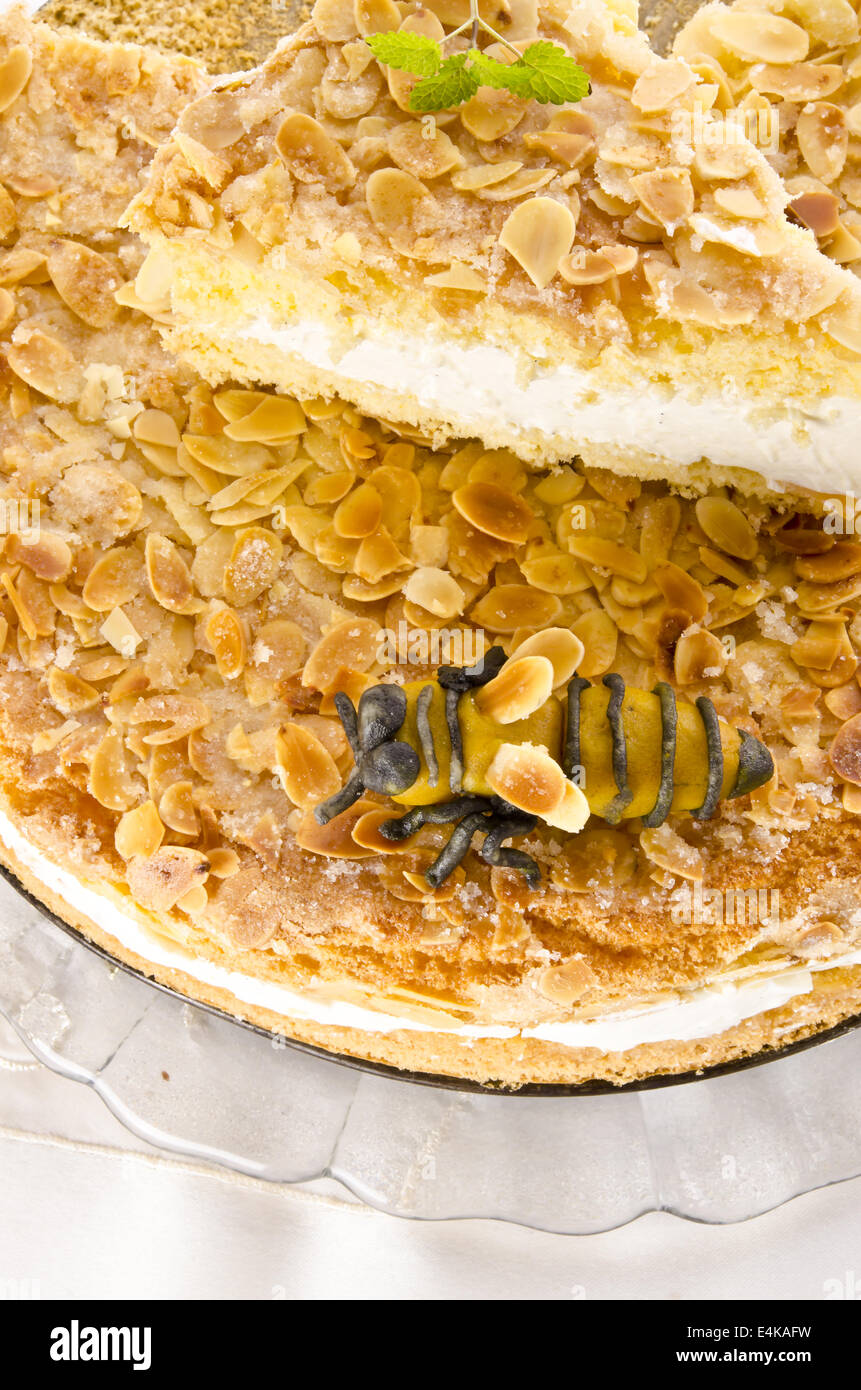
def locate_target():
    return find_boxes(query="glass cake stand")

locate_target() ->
[3,864,861,1233]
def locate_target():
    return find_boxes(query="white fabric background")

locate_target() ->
[2,1016,860,1300]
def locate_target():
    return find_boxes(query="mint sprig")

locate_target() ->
[365,29,589,113]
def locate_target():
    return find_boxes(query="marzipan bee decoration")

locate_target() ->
[313,634,774,890]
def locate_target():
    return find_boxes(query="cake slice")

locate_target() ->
[0,4,207,238]
[674,0,861,272]
[127,0,861,495]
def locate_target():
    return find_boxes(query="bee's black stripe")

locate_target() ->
[416,684,439,788]
[446,687,464,793]
[641,682,677,828]
[564,676,590,781]
[602,674,634,824]
[693,696,723,820]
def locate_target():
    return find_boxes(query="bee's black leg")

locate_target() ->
[425,812,490,890]
[313,770,365,825]
[479,813,541,888]
[333,693,361,760]
[378,796,493,842]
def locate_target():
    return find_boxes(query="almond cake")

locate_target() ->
[1,2,861,1088]
[126,0,861,493]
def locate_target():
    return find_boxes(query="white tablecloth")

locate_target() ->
[1,1015,860,1300]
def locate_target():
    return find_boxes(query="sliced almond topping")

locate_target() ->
[365,166,437,256]
[223,527,282,607]
[313,0,360,39]
[558,247,619,285]
[653,561,709,621]
[224,395,305,443]
[452,160,522,191]
[695,495,758,561]
[508,628,584,687]
[7,532,72,583]
[388,121,461,179]
[537,958,594,1006]
[276,723,341,808]
[498,197,576,289]
[796,104,848,185]
[127,847,210,912]
[424,262,487,292]
[520,552,589,595]
[403,566,465,620]
[570,609,617,678]
[82,548,142,612]
[115,801,165,862]
[100,607,142,659]
[352,807,419,854]
[302,617,380,690]
[709,12,809,63]
[476,655,555,724]
[89,728,141,811]
[632,58,694,113]
[470,584,562,634]
[565,535,647,583]
[46,241,122,329]
[452,481,533,544]
[275,113,356,191]
[461,87,525,142]
[830,714,861,785]
[47,667,100,714]
[789,190,840,238]
[630,167,694,231]
[486,740,568,813]
[205,606,247,678]
[159,781,200,836]
[713,186,765,220]
[750,61,843,102]
[145,534,199,614]
[0,45,32,113]
[354,0,401,35]
[791,618,846,670]
[6,331,82,402]
[334,481,383,538]
[674,628,727,684]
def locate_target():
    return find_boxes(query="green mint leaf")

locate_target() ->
[409,53,480,112]
[514,41,591,104]
[467,48,519,91]
[365,31,442,77]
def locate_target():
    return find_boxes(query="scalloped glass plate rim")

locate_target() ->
[4,858,861,1099]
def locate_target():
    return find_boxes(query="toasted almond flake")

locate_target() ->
[6,331,82,402]
[388,121,461,180]
[570,609,618,678]
[674,627,727,684]
[452,161,522,192]
[750,60,843,102]
[127,846,210,912]
[519,551,589,595]
[565,535,647,583]
[45,241,122,329]
[461,86,525,142]
[302,617,380,690]
[452,481,533,544]
[159,781,200,836]
[89,727,141,811]
[223,527,283,607]
[223,395,305,442]
[470,584,562,634]
[713,186,765,220]
[365,166,437,255]
[695,495,758,561]
[631,59,693,113]
[486,741,567,815]
[709,11,809,63]
[424,263,487,292]
[205,606,247,679]
[276,112,356,191]
[537,958,594,1005]
[46,667,100,714]
[333,481,383,538]
[630,167,694,231]
[789,190,841,238]
[276,722,341,808]
[476,655,555,724]
[145,534,199,614]
[0,45,31,113]
[498,197,576,289]
[508,627,584,687]
[7,532,72,583]
[830,714,861,785]
[640,823,704,881]
[352,808,419,854]
[99,607,142,659]
[403,566,465,620]
[796,103,848,185]
[115,801,165,861]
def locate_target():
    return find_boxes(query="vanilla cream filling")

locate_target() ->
[2,808,859,1056]
[227,315,861,495]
